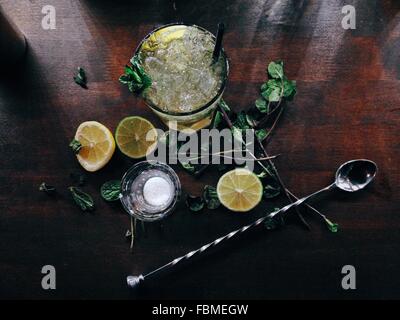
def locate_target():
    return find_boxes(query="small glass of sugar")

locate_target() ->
[120,161,181,222]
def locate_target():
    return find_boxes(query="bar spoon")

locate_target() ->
[127,159,377,288]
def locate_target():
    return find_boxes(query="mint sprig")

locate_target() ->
[74,67,87,89]
[119,56,152,94]
[255,61,296,114]
[69,139,82,154]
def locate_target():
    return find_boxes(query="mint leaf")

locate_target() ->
[69,187,95,212]
[268,87,282,102]
[234,111,251,130]
[180,161,196,174]
[255,98,268,113]
[231,126,244,144]
[203,185,220,210]
[39,182,56,195]
[101,180,121,202]
[219,99,231,113]
[124,65,135,76]
[261,82,268,93]
[257,171,268,179]
[246,113,257,128]
[120,56,152,94]
[74,76,87,88]
[119,74,131,84]
[263,180,281,199]
[261,80,282,102]
[69,139,82,154]
[267,79,281,88]
[77,67,86,82]
[74,67,87,89]
[283,78,296,99]
[131,71,142,84]
[128,81,143,93]
[267,61,284,79]
[186,195,204,212]
[256,128,268,141]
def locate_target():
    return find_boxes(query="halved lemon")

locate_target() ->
[115,116,158,159]
[217,168,263,212]
[74,121,115,172]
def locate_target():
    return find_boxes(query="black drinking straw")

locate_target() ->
[212,22,225,63]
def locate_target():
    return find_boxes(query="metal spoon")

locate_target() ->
[127,159,377,288]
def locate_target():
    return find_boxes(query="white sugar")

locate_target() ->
[143,176,173,207]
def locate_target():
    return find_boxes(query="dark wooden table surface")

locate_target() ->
[0,0,399,300]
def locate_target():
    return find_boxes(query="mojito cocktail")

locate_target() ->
[136,24,228,131]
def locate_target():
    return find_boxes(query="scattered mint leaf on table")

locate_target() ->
[180,161,196,174]
[203,185,220,210]
[100,180,121,202]
[186,195,205,212]
[39,182,56,195]
[69,187,95,211]
[74,67,87,89]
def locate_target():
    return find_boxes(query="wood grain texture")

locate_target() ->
[0,0,399,299]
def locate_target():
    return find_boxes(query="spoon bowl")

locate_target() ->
[335,159,377,192]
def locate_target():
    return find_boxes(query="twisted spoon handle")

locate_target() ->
[127,183,335,288]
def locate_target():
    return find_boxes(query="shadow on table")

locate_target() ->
[80,0,178,26]
[0,42,47,118]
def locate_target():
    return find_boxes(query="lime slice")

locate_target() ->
[115,116,158,159]
[217,168,263,212]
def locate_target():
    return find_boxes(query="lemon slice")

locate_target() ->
[115,116,158,159]
[217,168,263,212]
[74,121,115,172]
[141,25,186,51]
